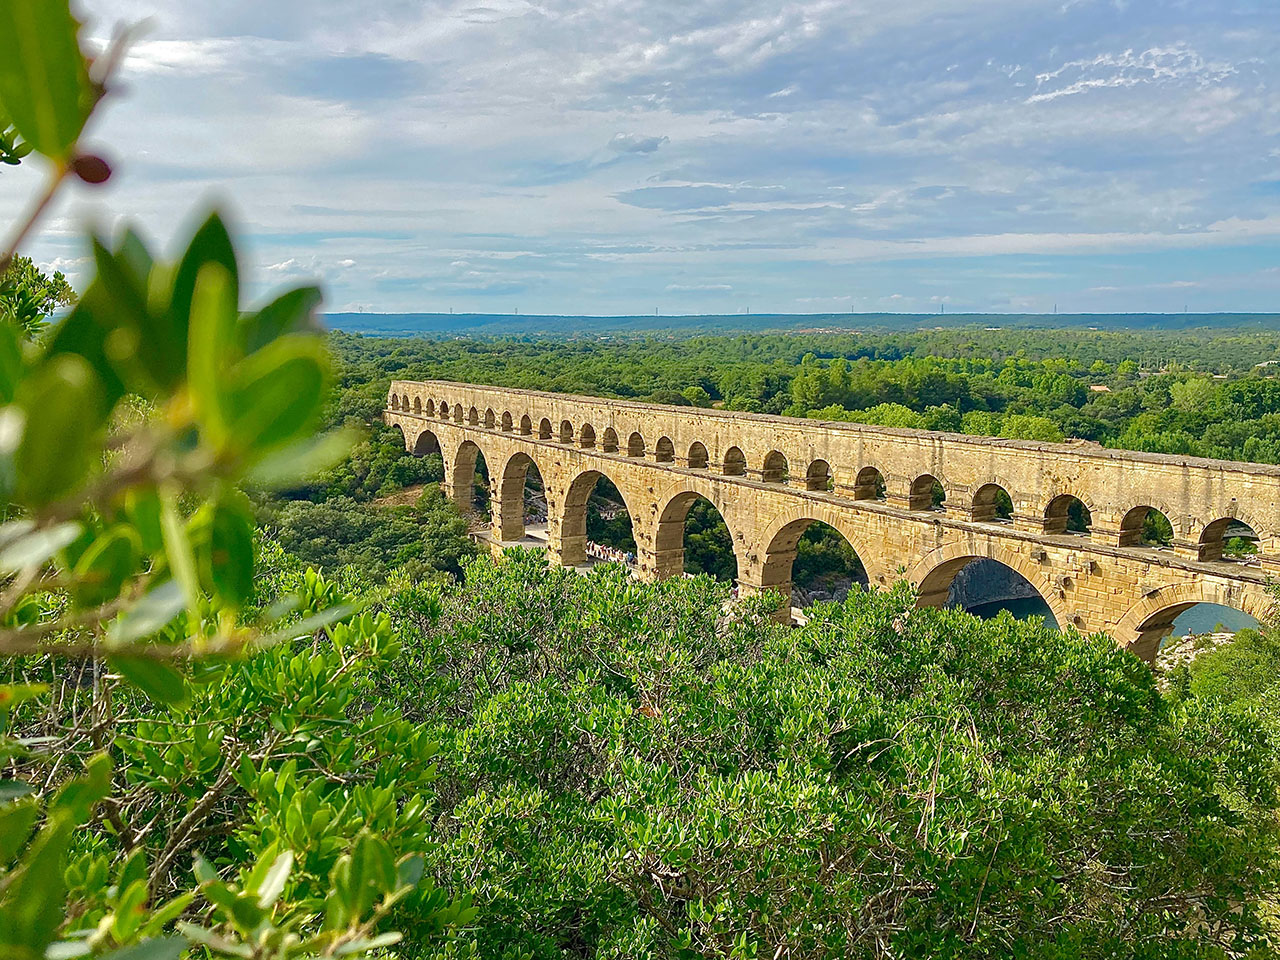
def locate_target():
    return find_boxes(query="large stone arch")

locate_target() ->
[649,479,748,583]
[413,427,442,458]
[1111,579,1272,663]
[753,507,890,591]
[448,438,490,512]
[750,507,885,617]
[908,542,1070,629]
[551,464,644,569]
[492,448,553,541]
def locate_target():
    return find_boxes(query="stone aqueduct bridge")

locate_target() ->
[387,379,1279,660]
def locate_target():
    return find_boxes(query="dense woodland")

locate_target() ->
[5,7,1280,959]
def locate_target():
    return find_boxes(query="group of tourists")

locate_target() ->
[586,541,636,566]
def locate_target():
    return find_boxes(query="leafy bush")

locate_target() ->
[389,553,1280,959]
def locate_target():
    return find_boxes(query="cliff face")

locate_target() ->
[946,558,1041,609]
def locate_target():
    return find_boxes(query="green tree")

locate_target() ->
[0,254,75,338]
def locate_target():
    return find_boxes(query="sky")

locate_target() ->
[4,0,1280,316]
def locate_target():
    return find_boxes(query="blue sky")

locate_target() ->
[6,0,1280,315]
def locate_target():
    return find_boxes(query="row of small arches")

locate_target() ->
[393,395,1263,563]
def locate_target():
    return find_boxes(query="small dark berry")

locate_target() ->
[71,154,112,184]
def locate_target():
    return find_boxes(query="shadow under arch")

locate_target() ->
[413,427,442,457]
[558,465,640,567]
[493,449,550,541]
[909,545,1069,629]
[758,513,873,614]
[389,420,409,449]
[1112,580,1271,663]
[653,487,742,583]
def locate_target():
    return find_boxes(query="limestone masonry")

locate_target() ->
[387,379,1280,660]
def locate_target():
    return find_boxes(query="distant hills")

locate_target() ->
[326,311,1280,337]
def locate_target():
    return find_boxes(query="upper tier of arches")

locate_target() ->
[387,381,1280,561]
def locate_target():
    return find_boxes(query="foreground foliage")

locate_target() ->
[383,553,1280,958]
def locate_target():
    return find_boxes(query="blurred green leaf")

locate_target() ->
[225,336,328,455]
[0,800,38,865]
[124,489,164,555]
[109,657,187,708]
[0,0,91,159]
[0,521,80,574]
[50,753,111,820]
[205,496,254,608]
[71,526,140,607]
[108,580,185,646]
[171,213,238,373]
[98,939,186,960]
[186,263,237,450]
[0,683,48,712]
[0,322,21,404]
[0,780,33,802]
[255,850,293,909]
[241,285,322,354]
[245,427,357,490]
[13,355,104,506]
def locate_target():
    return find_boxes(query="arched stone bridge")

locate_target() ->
[386,379,1279,660]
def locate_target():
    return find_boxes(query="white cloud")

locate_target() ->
[6,0,1271,314]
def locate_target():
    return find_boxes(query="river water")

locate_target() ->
[966,597,1259,637]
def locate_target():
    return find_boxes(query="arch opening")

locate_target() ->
[762,451,789,483]
[424,399,435,418]
[655,436,675,463]
[453,404,463,423]
[391,395,400,411]
[602,427,619,453]
[687,442,709,470]
[438,401,449,420]
[562,469,636,568]
[495,452,547,543]
[520,414,533,436]
[467,406,479,426]
[559,419,574,444]
[627,432,645,458]
[451,440,490,516]
[539,418,553,440]
[1120,505,1173,549]
[722,446,746,477]
[971,483,1013,524]
[413,429,441,458]
[501,411,513,432]
[655,492,737,583]
[579,423,597,449]
[853,466,886,501]
[762,519,869,615]
[1044,494,1092,536]
[401,394,409,411]
[484,408,496,429]
[917,556,1058,628]
[910,474,945,511]
[805,459,833,492]
[1132,601,1262,663]
[412,396,422,414]
[1198,517,1260,563]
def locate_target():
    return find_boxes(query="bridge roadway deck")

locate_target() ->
[387,379,1280,660]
